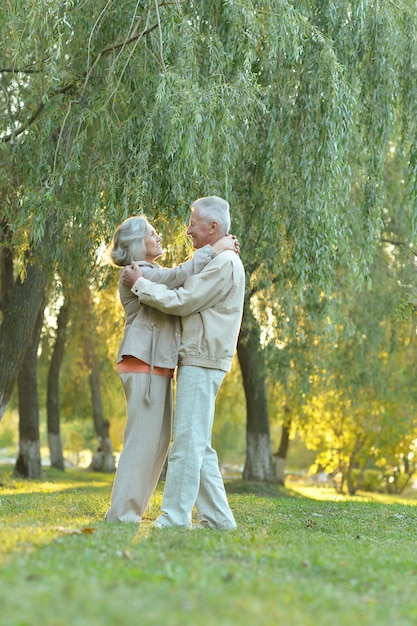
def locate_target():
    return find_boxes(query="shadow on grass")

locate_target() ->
[0,464,114,501]
[0,463,114,481]
[225,479,304,499]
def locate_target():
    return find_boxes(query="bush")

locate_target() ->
[349,468,385,493]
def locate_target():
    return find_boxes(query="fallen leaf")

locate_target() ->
[81,527,97,534]
[55,526,97,535]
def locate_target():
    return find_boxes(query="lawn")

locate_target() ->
[1,464,417,626]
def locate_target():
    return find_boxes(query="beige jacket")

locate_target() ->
[117,245,217,370]
[132,250,245,372]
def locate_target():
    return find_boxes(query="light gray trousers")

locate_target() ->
[155,365,236,529]
[106,372,172,523]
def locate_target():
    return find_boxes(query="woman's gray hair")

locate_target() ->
[191,195,231,234]
[106,216,148,267]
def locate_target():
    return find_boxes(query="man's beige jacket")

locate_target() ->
[132,250,245,372]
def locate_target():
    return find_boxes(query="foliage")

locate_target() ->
[1,0,263,275]
[212,355,246,466]
[2,1,416,280]
[293,254,417,494]
[0,425,15,450]
[348,469,385,494]
[1,466,417,625]
[2,1,417,476]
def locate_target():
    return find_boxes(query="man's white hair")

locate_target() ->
[191,195,231,234]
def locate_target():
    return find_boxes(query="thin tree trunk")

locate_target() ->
[81,287,115,473]
[273,408,292,485]
[237,303,274,481]
[14,305,45,479]
[47,295,71,470]
[346,434,367,495]
[0,222,14,304]
[88,349,115,473]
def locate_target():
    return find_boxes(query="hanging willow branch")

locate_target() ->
[1,22,158,144]
[2,83,75,143]
[381,237,417,258]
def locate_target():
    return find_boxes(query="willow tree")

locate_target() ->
[221,1,417,479]
[1,1,417,480]
[299,241,417,495]
[0,0,261,423]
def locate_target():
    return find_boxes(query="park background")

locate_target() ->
[1,1,417,497]
[2,3,417,625]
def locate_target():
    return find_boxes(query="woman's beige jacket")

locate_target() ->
[117,245,217,369]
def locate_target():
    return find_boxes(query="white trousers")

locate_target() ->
[155,365,236,529]
[106,372,172,522]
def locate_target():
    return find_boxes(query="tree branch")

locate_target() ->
[0,66,43,74]
[381,237,417,257]
[2,23,159,144]
[2,84,74,143]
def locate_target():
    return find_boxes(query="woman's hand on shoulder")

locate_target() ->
[212,234,240,255]
[121,261,143,287]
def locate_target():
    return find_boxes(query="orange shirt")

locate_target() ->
[117,355,174,378]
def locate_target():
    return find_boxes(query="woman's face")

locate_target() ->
[144,222,163,262]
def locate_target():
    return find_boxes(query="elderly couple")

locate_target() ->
[105,195,245,530]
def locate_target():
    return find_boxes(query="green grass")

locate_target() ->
[1,465,417,626]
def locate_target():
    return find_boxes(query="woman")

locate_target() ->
[105,216,236,523]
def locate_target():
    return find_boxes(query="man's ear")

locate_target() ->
[209,221,218,233]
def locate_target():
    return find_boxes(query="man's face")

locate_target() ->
[186,209,214,249]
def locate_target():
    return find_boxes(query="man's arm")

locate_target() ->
[126,235,239,289]
[131,255,237,317]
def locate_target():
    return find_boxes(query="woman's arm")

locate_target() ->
[135,235,238,288]
[138,245,215,288]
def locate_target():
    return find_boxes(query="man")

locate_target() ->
[122,195,245,529]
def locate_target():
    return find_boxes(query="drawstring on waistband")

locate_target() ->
[145,325,157,404]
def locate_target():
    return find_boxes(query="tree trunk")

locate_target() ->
[88,353,115,472]
[273,409,292,485]
[0,254,49,421]
[47,295,71,470]
[237,303,274,481]
[14,304,44,479]
[82,298,115,472]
